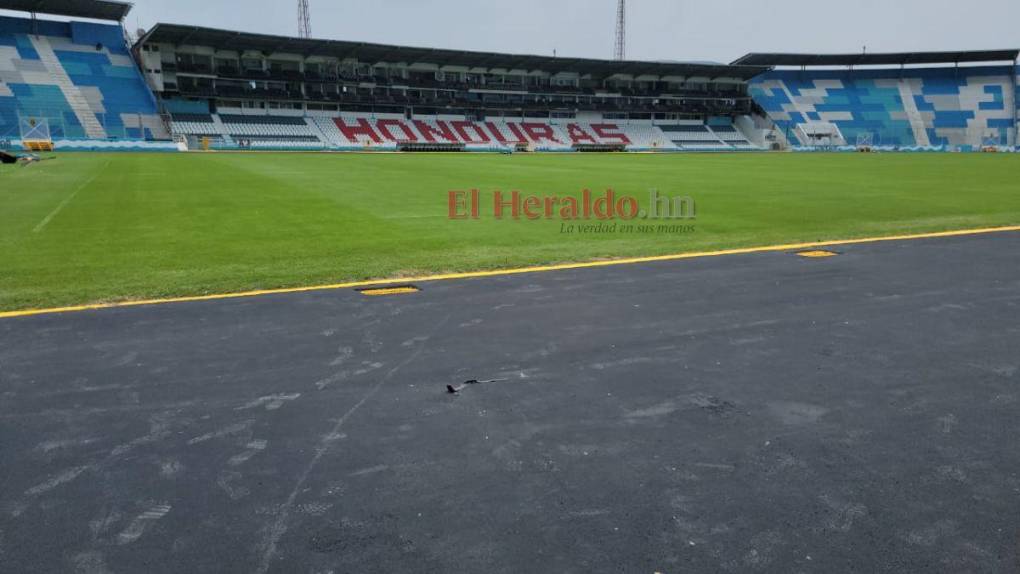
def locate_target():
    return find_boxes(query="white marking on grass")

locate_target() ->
[32,161,108,233]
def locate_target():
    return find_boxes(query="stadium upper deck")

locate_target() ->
[134,24,767,121]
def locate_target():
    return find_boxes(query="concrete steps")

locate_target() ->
[898,80,930,147]
[30,35,107,139]
[304,116,332,146]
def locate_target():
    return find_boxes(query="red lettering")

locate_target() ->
[593,189,616,220]
[506,122,530,143]
[448,191,469,219]
[493,190,520,219]
[522,195,542,220]
[591,123,632,145]
[334,117,381,143]
[617,196,639,220]
[376,119,418,142]
[566,124,597,144]
[543,196,559,218]
[560,197,579,220]
[486,122,524,144]
[451,121,490,144]
[521,122,562,144]
[413,120,457,143]
[481,120,505,142]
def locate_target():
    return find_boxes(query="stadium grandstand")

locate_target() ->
[135,23,767,152]
[0,0,172,150]
[0,0,1016,153]
[738,51,1020,151]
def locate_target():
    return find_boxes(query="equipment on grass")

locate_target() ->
[981,132,1002,152]
[856,132,874,152]
[19,117,53,152]
[0,150,17,164]
[16,153,56,167]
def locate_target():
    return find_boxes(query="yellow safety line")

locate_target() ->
[2,224,1019,320]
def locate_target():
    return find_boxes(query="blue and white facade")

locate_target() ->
[0,16,167,145]
[750,65,1019,150]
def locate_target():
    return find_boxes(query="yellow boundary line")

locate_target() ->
[2,225,1019,320]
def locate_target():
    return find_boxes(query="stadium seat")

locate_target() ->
[0,15,167,141]
[219,115,320,138]
[171,113,757,153]
[168,113,331,149]
[750,67,1016,150]
[654,121,763,151]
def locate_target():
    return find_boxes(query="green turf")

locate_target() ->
[1,152,1019,311]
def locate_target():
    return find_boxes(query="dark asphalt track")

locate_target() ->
[2,233,1020,573]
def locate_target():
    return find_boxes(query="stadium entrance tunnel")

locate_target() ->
[357,285,421,296]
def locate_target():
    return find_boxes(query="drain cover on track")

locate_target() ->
[796,250,839,258]
[357,285,421,296]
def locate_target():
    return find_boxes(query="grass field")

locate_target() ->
[1,152,1019,312]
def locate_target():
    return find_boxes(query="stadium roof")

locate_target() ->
[0,0,132,21]
[733,50,1020,67]
[138,23,768,80]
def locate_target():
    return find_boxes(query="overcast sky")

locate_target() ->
[9,0,1020,63]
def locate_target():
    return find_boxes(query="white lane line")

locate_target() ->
[32,161,109,233]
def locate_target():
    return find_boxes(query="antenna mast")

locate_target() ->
[298,0,312,39]
[614,0,626,60]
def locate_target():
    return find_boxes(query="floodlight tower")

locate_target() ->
[298,0,312,39]
[614,0,626,60]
